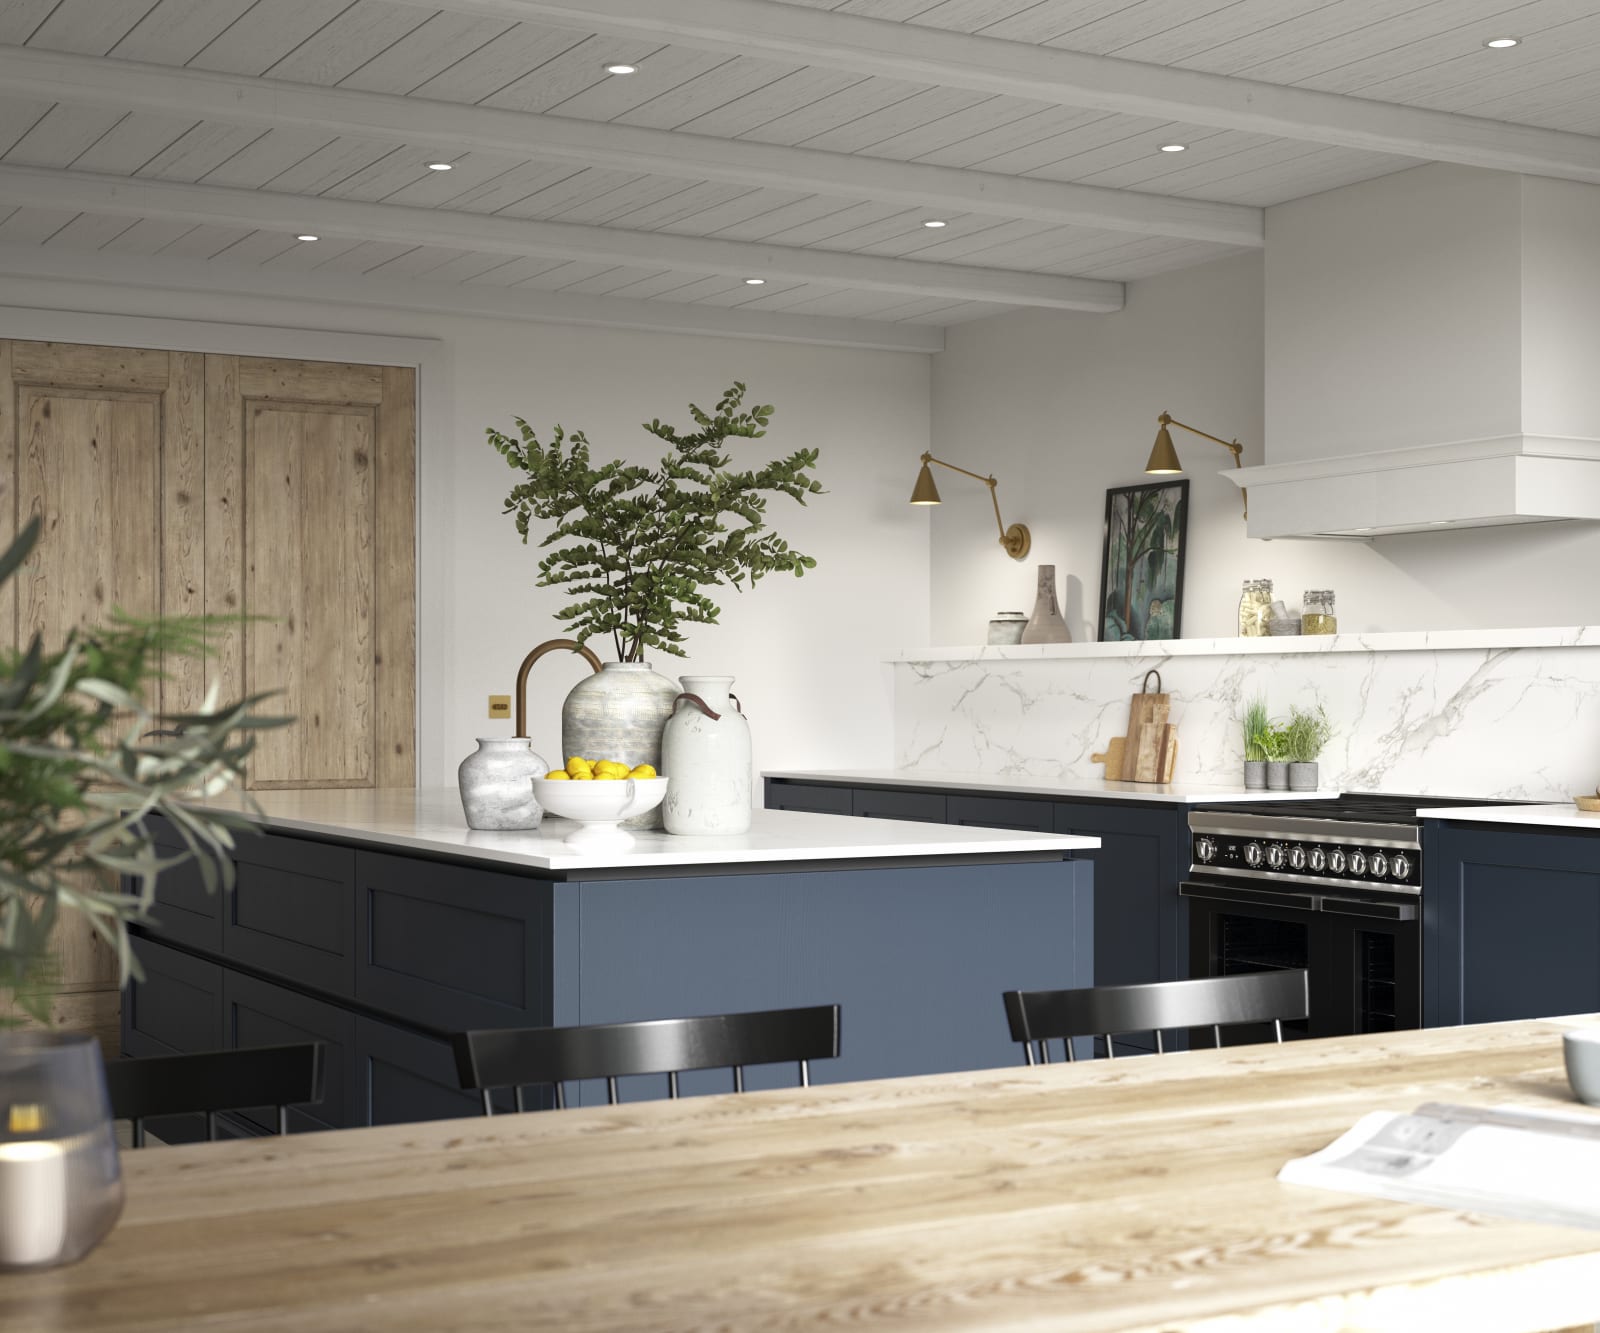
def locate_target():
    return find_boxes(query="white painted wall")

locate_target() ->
[1521,175,1600,439]
[928,242,1600,644]
[0,274,930,784]
[1264,163,1525,460]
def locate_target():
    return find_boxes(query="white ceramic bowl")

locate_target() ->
[531,776,669,851]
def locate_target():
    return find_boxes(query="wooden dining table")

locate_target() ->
[7,1016,1600,1332]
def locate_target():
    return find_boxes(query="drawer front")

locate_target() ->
[946,794,1055,833]
[763,781,853,816]
[222,833,356,997]
[851,788,948,823]
[136,814,223,953]
[222,971,355,1133]
[353,1016,500,1126]
[123,936,224,1058]
[355,851,552,1033]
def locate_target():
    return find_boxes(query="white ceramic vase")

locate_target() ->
[457,738,547,830]
[562,662,680,830]
[661,676,753,836]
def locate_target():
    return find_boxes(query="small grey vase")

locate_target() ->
[1265,760,1290,791]
[1288,761,1319,792]
[1020,564,1071,643]
[1243,760,1266,790]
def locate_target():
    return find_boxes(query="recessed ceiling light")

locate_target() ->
[603,62,638,74]
[1159,143,1187,153]
[744,278,766,285]
[296,234,318,242]
[1484,36,1520,48]
[426,162,453,171]
[922,219,947,228]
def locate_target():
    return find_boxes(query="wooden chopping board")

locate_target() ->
[1121,673,1171,782]
[1092,728,1178,782]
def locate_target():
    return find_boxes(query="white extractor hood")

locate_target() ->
[1255,166,1600,541]
[1232,436,1600,539]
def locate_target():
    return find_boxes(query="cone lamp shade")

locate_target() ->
[1145,423,1182,474]
[909,462,941,505]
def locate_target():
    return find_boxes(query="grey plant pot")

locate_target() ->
[1265,760,1290,791]
[1243,760,1266,790]
[1288,761,1319,792]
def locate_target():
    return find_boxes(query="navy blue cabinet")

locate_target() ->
[1425,821,1600,1027]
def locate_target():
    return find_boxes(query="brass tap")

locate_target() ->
[515,638,602,739]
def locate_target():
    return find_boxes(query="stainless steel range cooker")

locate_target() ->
[1182,793,1511,1039]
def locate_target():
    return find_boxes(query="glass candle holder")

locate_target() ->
[0,1031,123,1270]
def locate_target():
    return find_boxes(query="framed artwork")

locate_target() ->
[1097,478,1188,642]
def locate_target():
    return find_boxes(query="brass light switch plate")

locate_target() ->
[487,694,511,720]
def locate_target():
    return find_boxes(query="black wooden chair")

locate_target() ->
[104,1043,325,1146]
[1003,970,1309,1064]
[452,1005,841,1115]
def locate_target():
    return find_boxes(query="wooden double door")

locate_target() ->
[0,338,416,1041]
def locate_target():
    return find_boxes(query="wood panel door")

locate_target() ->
[0,339,416,1046]
[204,356,415,789]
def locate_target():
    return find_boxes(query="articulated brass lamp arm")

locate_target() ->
[1148,413,1249,519]
[911,452,1032,560]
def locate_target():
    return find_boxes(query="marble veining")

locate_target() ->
[894,639,1600,801]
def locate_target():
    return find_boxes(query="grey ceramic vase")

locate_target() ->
[1020,564,1071,643]
[1243,759,1266,790]
[458,738,547,830]
[1266,760,1290,791]
[561,662,679,829]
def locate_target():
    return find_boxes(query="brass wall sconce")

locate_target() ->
[909,452,1031,559]
[1145,412,1248,518]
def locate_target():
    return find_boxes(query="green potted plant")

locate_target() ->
[1241,695,1270,789]
[1283,704,1333,792]
[486,383,822,815]
[0,516,282,1269]
[1262,720,1294,790]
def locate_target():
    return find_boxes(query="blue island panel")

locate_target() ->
[555,858,1091,1105]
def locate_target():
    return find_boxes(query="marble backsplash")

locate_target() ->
[893,631,1600,800]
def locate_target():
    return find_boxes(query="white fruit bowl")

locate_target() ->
[531,776,669,851]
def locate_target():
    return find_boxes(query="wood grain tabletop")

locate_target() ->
[7,1017,1600,1332]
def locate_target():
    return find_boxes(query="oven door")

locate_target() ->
[1180,880,1420,1040]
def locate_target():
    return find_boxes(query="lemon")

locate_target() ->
[594,760,629,777]
[593,772,623,781]
[544,770,571,781]
[629,764,657,779]
[565,756,592,776]
[571,770,595,781]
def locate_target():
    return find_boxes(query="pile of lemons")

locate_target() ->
[545,756,657,782]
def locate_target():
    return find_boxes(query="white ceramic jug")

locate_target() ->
[660,676,752,835]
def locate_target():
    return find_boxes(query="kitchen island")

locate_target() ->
[126,789,1096,1130]
[20,1017,1600,1331]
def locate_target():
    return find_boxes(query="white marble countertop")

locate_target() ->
[763,769,1334,805]
[1418,803,1600,830]
[193,788,1097,872]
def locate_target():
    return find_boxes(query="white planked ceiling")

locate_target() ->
[0,0,1596,346]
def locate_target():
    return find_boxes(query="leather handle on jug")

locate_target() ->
[673,692,721,721]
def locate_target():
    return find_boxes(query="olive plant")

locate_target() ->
[487,383,821,662]
[0,517,286,1024]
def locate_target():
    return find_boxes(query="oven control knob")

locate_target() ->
[1244,842,1264,868]
[1369,852,1389,878]
[1195,836,1217,863]
[1308,848,1327,872]
[1266,845,1286,870]
[1349,851,1368,876]
[1328,849,1347,874]
[1288,846,1307,870]
[1391,853,1412,880]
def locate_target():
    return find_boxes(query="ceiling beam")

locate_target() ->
[0,165,1124,312]
[0,242,945,354]
[453,0,1600,185]
[0,47,1262,249]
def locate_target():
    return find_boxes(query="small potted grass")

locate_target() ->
[1241,695,1270,789]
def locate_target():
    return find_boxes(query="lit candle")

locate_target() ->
[0,1137,68,1267]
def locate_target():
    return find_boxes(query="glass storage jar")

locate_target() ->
[1303,589,1337,635]
[1238,579,1273,637]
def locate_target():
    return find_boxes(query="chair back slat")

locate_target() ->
[454,1006,840,1113]
[1004,972,1309,1061]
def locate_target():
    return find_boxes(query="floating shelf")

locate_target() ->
[893,626,1600,663]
